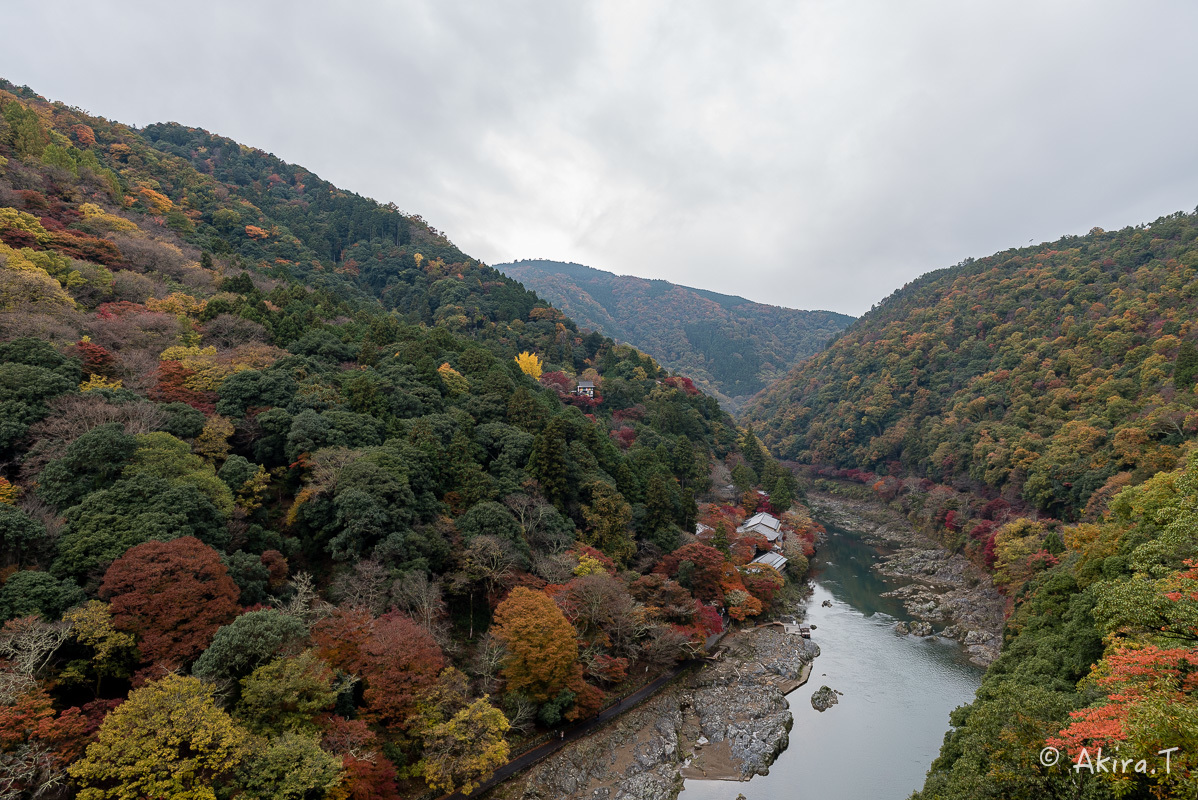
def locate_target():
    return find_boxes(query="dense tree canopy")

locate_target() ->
[99,537,240,675]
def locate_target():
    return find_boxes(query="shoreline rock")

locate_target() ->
[684,627,818,779]
[513,626,818,799]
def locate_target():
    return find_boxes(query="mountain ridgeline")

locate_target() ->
[744,217,1198,520]
[496,259,853,409]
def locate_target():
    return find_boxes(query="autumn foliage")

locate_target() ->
[149,360,217,413]
[99,536,240,676]
[492,587,578,703]
[514,351,543,380]
[313,608,444,730]
[0,82,809,799]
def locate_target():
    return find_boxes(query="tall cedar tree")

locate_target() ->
[527,417,569,509]
[741,426,767,476]
[580,482,634,566]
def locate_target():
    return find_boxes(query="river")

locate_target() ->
[680,523,984,800]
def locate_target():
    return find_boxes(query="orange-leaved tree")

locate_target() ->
[491,587,577,702]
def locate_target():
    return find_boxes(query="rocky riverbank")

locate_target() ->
[806,491,1005,666]
[503,626,818,800]
[681,627,819,781]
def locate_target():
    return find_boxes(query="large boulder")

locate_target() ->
[810,685,840,712]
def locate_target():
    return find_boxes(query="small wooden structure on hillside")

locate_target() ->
[738,511,782,542]
[751,550,788,572]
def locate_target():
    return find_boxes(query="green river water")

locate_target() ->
[681,522,985,800]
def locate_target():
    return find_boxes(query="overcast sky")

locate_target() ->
[5,2,1198,315]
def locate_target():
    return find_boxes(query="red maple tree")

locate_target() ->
[99,536,240,678]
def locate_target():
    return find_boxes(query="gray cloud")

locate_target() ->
[5,1,1197,315]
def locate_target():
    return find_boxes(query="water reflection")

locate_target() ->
[681,526,983,800]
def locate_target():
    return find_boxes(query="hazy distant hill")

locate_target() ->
[496,259,853,409]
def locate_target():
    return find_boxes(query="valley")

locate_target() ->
[495,259,853,411]
[1,65,1196,800]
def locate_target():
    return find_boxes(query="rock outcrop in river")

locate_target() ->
[810,685,840,711]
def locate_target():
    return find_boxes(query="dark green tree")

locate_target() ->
[527,417,570,509]
[771,478,795,513]
[158,402,207,439]
[37,423,138,509]
[730,462,758,494]
[223,550,274,606]
[0,570,85,621]
[711,523,731,555]
[456,501,522,544]
[741,426,767,476]
[0,503,47,566]
[192,609,308,684]
[54,474,227,578]
[644,475,677,535]
[1176,339,1198,390]
[581,482,634,565]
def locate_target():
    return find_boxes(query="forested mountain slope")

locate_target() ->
[0,79,803,798]
[742,213,1198,797]
[496,259,853,409]
[744,216,1198,520]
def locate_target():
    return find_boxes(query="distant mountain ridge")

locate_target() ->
[496,259,854,409]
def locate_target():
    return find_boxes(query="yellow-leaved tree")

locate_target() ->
[514,351,543,381]
[411,668,511,795]
[193,414,234,463]
[0,242,76,313]
[60,600,136,695]
[438,362,470,395]
[80,375,123,392]
[419,697,510,795]
[69,674,252,800]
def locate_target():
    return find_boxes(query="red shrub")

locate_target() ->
[71,339,118,378]
[96,301,147,319]
[611,427,636,449]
